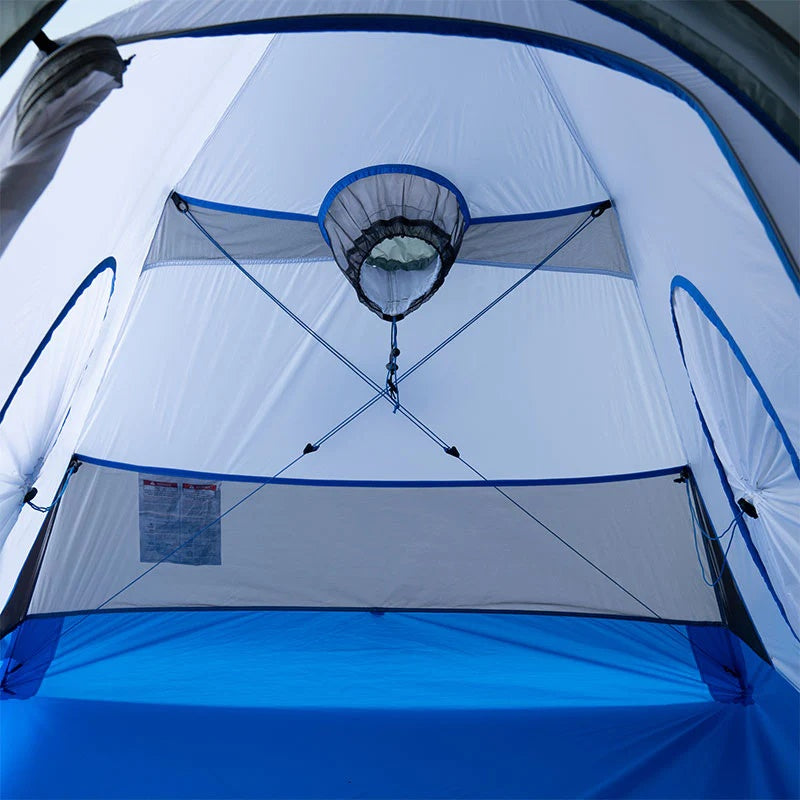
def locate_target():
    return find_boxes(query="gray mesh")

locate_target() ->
[321,170,467,319]
[144,196,630,278]
[29,461,721,623]
[143,199,329,270]
[461,208,630,274]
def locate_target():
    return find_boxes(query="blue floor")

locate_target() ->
[2,611,798,798]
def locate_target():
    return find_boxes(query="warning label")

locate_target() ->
[138,475,221,565]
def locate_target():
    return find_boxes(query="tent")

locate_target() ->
[1,2,798,797]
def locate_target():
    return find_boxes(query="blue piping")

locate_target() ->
[148,14,797,294]
[670,276,799,642]
[182,193,613,239]
[74,454,684,488]
[0,258,116,429]
[318,163,472,244]
[179,194,318,223]
[471,202,604,225]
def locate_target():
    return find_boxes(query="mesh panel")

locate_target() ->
[321,169,467,319]
[29,461,721,623]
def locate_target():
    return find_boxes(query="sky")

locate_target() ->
[0,0,141,109]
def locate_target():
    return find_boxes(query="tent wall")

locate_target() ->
[60,27,797,682]
[173,33,606,217]
[0,36,271,611]
[76,260,683,480]
[0,259,115,551]
[533,49,800,685]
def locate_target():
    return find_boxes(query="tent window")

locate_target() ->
[671,277,799,640]
[0,258,116,549]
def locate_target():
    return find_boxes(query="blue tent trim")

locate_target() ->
[179,194,318,223]
[318,164,472,243]
[74,454,686,487]
[671,277,799,480]
[0,258,116,429]
[22,604,730,628]
[179,194,612,243]
[471,201,606,224]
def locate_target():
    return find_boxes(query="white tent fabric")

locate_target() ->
[530,49,799,684]
[78,263,682,480]
[79,0,800,267]
[177,33,606,217]
[0,34,270,612]
[673,280,800,640]
[0,6,797,694]
[0,258,114,550]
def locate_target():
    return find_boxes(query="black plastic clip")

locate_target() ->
[444,445,460,458]
[673,467,690,484]
[737,497,758,519]
[171,192,189,213]
[591,200,612,218]
[302,443,319,455]
[32,31,59,55]
[22,487,38,505]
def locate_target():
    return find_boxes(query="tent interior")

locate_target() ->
[0,5,798,798]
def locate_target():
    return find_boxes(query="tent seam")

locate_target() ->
[173,33,282,197]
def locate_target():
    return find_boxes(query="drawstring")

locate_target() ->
[24,458,81,513]
[686,480,743,587]
[386,318,400,413]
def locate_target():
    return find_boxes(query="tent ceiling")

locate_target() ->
[178,33,606,217]
[77,0,800,270]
